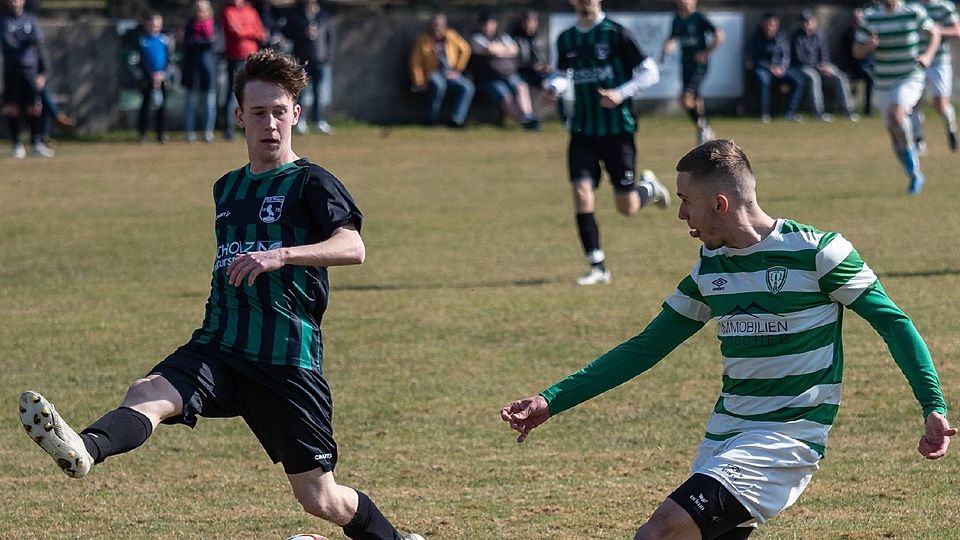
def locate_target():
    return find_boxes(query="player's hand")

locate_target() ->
[500,395,551,443]
[918,411,956,459]
[917,54,935,69]
[598,88,624,109]
[227,249,285,287]
[867,33,880,51]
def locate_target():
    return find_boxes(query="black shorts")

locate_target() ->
[567,132,637,192]
[3,69,40,108]
[682,62,708,95]
[668,473,754,540]
[149,340,337,475]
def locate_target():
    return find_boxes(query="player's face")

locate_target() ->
[677,0,696,15]
[569,0,602,18]
[676,172,727,250]
[237,80,301,164]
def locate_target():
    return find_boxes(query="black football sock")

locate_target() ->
[342,490,402,540]
[81,407,153,463]
[686,106,701,125]
[575,213,605,271]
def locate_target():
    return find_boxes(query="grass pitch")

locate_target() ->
[1,115,959,539]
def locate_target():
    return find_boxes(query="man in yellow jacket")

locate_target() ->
[409,13,475,127]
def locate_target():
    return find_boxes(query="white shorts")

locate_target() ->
[877,76,926,116]
[925,63,953,98]
[691,431,821,523]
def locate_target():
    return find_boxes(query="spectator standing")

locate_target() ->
[408,13,474,128]
[789,10,858,122]
[660,0,725,145]
[283,0,335,135]
[470,12,540,130]
[182,0,217,143]
[908,0,960,153]
[1,0,53,157]
[138,13,171,144]
[221,0,266,140]
[838,8,875,116]
[747,13,805,123]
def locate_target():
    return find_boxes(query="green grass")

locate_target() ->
[2,115,959,539]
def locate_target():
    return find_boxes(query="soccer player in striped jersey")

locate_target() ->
[660,0,725,145]
[854,0,942,194]
[908,0,960,152]
[544,0,672,286]
[502,140,954,539]
[18,49,423,540]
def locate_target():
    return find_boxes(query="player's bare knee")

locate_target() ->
[297,489,349,523]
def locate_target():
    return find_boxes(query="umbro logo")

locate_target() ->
[711,277,728,291]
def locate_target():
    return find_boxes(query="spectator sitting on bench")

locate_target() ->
[469,11,540,130]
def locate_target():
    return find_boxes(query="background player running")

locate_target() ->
[660,0,725,145]
[544,0,671,286]
[19,48,423,540]
[502,139,953,539]
[908,0,960,153]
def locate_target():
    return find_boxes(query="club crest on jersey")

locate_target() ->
[766,266,788,294]
[594,43,610,60]
[259,196,285,223]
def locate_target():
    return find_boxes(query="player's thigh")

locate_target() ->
[598,133,638,194]
[926,64,952,99]
[634,497,701,540]
[659,473,754,540]
[145,341,243,428]
[568,134,602,205]
[882,78,925,125]
[239,362,339,476]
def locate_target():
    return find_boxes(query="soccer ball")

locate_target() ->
[285,535,329,540]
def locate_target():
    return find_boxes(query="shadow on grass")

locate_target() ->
[878,268,960,279]
[338,278,555,291]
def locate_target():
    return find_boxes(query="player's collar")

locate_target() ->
[576,11,606,32]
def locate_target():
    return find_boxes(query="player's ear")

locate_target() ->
[293,103,301,124]
[235,106,244,129]
[715,193,730,214]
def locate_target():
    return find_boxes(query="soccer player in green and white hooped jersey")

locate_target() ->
[543,0,672,286]
[854,0,941,195]
[19,49,423,540]
[502,140,954,539]
[907,0,960,152]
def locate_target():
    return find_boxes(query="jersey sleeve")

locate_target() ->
[848,281,948,419]
[670,16,682,38]
[917,5,935,31]
[303,166,364,240]
[556,32,569,70]
[815,232,877,305]
[946,2,960,25]
[854,20,873,44]
[618,26,648,73]
[701,14,717,34]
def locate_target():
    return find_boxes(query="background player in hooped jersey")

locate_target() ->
[660,0,725,145]
[502,140,954,539]
[18,49,424,540]
[854,0,941,194]
[908,0,960,153]
[543,0,672,286]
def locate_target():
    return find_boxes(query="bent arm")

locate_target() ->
[849,282,948,419]
[540,305,704,416]
[615,57,660,99]
[281,224,364,267]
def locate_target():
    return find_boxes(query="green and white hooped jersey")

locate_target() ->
[910,0,959,66]
[665,219,877,456]
[857,3,935,90]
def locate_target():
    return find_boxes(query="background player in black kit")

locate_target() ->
[660,0,725,145]
[544,0,672,286]
[18,48,424,540]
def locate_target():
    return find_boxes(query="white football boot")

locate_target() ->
[19,390,93,478]
[402,534,426,540]
[577,267,612,286]
[640,169,671,209]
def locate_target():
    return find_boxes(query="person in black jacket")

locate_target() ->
[283,0,335,134]
[746,13,804,123]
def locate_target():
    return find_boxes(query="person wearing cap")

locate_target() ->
[789,9,858,122]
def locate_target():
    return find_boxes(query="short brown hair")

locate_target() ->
[676,139,755,200]
[234,48,309,108]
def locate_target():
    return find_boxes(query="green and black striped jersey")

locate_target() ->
[191,159,363,371]
[557,16,647,136]
[541,219,947,457]
[671,11,718,68]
